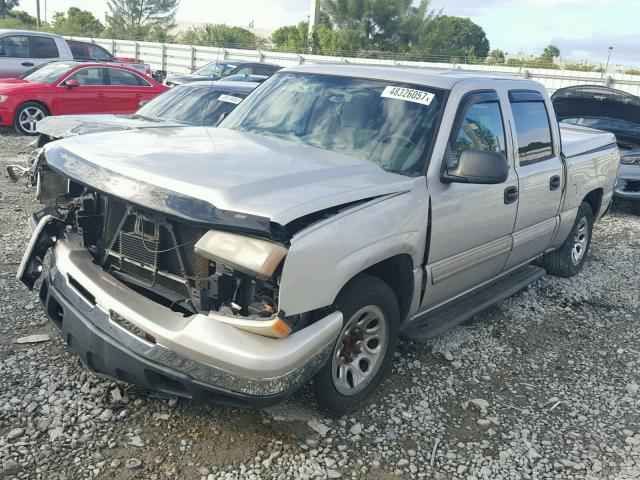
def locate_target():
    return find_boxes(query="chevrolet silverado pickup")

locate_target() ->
[18,65,619,414]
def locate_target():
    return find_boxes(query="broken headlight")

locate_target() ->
[194,230,288,280]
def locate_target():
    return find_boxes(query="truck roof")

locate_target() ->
[284,63,537,91]
[0,29,62,38]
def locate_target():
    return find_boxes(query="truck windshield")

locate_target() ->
[222,72,446,174]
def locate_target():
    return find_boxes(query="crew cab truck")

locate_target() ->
[18,65,619,415]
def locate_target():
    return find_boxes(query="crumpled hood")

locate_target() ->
[43,127,415,226]
[37,114,185,139]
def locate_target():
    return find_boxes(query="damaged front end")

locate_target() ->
[18,154,343,404]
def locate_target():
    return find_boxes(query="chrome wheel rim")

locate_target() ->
[571,217,589,265]
[18,107,45,133]
[331,305,388,396]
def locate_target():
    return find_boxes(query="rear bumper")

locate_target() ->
[614,164,640,201]
[40,237,342,405]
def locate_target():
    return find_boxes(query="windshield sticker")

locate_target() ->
[381,86,434,106]
[218,94,243,105]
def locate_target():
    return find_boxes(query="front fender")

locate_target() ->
[278,180,429,316]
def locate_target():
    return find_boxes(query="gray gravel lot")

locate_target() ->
[1,130,639,480]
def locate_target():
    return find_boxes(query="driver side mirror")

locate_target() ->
[64,79,80,88]
[442,151,509,184]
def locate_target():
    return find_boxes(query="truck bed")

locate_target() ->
[560,123,617,158]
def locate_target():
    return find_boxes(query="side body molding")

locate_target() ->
[278,179,429,316]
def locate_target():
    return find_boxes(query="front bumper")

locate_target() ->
[39,237,342,406]
[614,164,640,201]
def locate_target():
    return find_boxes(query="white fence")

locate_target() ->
[69,36,640,96]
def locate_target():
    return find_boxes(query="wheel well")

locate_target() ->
[583,188,603,216]
[15,100,50,118]
[362,254,414,323]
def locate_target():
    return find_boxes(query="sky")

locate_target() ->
[18,0,640,66]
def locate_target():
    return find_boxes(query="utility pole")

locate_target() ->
[604,46,613,76]
[308,0,320,48]
[36,0,41,27]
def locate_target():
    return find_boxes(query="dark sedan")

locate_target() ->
[35,80,259,141]
[164,60,281,87]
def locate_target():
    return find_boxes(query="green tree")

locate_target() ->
[178,24,258,48]
[106,0,179,40]
[272,22,309,52]
[321,0,434,52]
[0,9,36,28]
[540,44,560,62]
[50,7,104,36]
[0,0,19,18]
[414,16,490,60]
[486,49,505,64]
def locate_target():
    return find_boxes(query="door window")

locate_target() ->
[511,101,554,165]
[0,36,29,58]
[234,66,253,76]
[67,67,108,86]
[108,68,149,86]
[30,36,59,58]
[448,101,507,168]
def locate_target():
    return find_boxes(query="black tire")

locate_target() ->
[313,274,400,415]
[543,202,594,277]
[14,101,49,136]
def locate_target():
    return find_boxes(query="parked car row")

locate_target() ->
[0,61,168,134]
[13,64,623,415]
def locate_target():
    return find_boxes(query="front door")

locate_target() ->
[503,91,563,269]
[54,67,109,115]
[422,91,518,310]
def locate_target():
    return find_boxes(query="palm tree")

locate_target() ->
[0,0,20,18]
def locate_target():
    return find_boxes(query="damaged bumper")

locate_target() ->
[39,237,342,405]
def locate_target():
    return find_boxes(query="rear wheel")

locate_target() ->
[14,102,48,136]
[543,202,594,277]
[313,274,399,415]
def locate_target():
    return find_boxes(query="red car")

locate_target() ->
[0,61,168,135]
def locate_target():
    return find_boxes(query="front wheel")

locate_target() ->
[543,202,594,277]
[14,102,48,136]
[313,274,400,415]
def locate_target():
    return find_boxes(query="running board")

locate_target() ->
[401,265,545,341]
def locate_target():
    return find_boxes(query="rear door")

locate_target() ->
[104,67,153,113]
[0,34,30,78]
[29,35,61,68]
[53,67,109,114]
[422,91,518,309]
[503,90,563,269]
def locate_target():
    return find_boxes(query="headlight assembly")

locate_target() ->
[0,95,8,103]
[620,154,640,165]
[194,230,288,279]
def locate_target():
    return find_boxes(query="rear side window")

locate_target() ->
[30,36,59,59]
[69,41,112,61]
[0,35,29,58]
[510,98,554,165]
[108,68,149,86]
[448,100,507,168]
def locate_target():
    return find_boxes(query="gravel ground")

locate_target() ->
[1,130,639,480]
